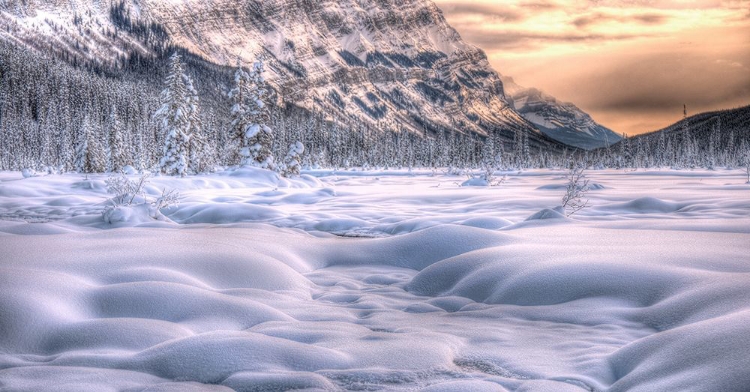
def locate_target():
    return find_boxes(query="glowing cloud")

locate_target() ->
[435,0,750,135]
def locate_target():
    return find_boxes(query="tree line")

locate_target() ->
[1,41,748,175]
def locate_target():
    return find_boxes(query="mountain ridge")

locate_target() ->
[0,0,613,150]
[501,76,622,150]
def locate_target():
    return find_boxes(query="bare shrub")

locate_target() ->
[562,163,590,217]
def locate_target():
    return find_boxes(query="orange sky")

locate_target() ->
[434,0,750,136]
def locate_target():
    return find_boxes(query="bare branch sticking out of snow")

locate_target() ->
[562,164,590,217]
[103,172,180,224]
[154,188,180,211]
[105,172,151,206]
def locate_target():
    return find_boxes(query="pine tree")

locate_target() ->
[522,131,530,168]
[74,118,90,173]
[618,133,629,169]
[231,59,274,168]
[75,116,105,173]
[726,129,735,168]
[283,141,305,177]
[513,128,523,169]
[155,53,194,177]
[86,124,107,173]
[107,105,127,172]
[481,134,496,170]
[657,132,666,168]
[184,72,207,174]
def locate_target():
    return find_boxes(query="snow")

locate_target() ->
[1,168,749,391]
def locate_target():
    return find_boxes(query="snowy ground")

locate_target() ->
[1,168,749,391]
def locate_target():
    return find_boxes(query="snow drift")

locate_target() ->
[1,168,749,390]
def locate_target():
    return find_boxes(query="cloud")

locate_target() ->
[572,13,668,28]
[436,3,524,22]
[518,0,559,10]
[632,13,667,24]
[433,0,750,135]
[451,28,653,51]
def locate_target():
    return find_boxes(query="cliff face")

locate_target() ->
[502,77,622,150]
[139,0,533,136]
[0,0,609,150]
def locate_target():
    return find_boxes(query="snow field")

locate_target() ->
[1,168,749,391]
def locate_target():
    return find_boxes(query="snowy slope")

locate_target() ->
[1,168,750,390]
[503,76,622,150]
[617,105,750,150]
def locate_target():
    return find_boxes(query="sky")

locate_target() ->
[433,0,750,136]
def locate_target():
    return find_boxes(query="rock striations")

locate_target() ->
[0,0,614,149]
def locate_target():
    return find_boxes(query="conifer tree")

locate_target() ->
[283,141,304,177]
[107,105,127,172]
[75,116,106,173]
[74,118,90,173]
[231,59,274,168]
[155,53,195,177]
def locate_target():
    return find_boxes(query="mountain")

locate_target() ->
[0,0,612,151]
[594,105,750,169]
[619,105,750,150]
[501,76,622,150]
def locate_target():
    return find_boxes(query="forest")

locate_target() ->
[1,40,748,175]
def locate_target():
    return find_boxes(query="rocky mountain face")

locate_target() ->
[0,0,612,150]
[502,77,622,150]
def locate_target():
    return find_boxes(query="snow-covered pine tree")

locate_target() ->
[283,141,304,177]
[155,53,194,177]
[619,133,630,169]
[134,128,146,171]
[522,131,531,169]
[493,133,504,169]
[657,132,667,168]
[481,134,496,170]
[231,59,274,169]
[74,117,90,173]
[84,118,106,173]
[635,137,645,168]
[726,129,735,168]
[707,125,717,170]
[229,59,251,165]
[73,116,105,174]
[183,72,209,174]
[513,128,523,169]
[107,105,127,172]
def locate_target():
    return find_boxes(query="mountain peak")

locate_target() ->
[501,76,622,149]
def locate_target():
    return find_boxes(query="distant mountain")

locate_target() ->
[502,76,622,150]
[603,105,750,169]
[633,105,750,142]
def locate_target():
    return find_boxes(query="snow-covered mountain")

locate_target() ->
[502,76,622,150]
[0,0,612,150]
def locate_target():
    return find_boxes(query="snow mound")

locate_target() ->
[460,216,514,230]
[599,197,684,214]
[2,169,750,390]
[609,310,750,391]
[21,168,36,178]
[461,177,490,187]
[421,380,509,391]
[216,167,322,189]
[103,204,173,226]
[536,183,605,190]
[525,206,567,221]
[168,203,284,224]
[121,165,138,175]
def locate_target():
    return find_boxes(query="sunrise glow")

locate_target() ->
[435,0,750,135]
